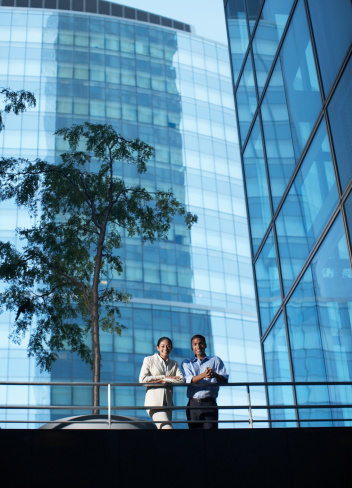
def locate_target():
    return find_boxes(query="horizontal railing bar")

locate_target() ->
[252,418,352,423]
[0,406,105,410]
[1,418,351,425]
[255,405,352,410]
[0,419,254,424]
[1,404,352,411]
[0,420,254,424]
[1,405,250,411]
[1,381,352,387]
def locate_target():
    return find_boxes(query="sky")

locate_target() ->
[110,0,228,44]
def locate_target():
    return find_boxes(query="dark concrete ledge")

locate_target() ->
[1,427,352,487]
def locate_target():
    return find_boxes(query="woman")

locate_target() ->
[139,337,184,429]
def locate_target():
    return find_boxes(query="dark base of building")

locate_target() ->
[2,427,351,487]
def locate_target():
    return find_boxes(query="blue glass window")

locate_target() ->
[286,268,332,426]
[0,11,11,26]
[105,20,120,35]
[263,314,296,427]
[253,0,293,95]
[242,117,271,254]
[236,54,257,145]
[308,0,352,97]
[276,120,338,294]
[312,216,352,385]
[328,56,352,194]
[245,0,262,33]
[225,0,249,84]
[261,59,296,209]
[345,191,352,246]
[286,215,352,425]
[276,0,321,161]
[255,230,281,332]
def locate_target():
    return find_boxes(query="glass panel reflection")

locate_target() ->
[242,117,271,254]
[345,190,352,246]
[276,120,338,294]
[287,215,352,426]
[255,230,281,332]
[261,59,296,209]
[308,0,352,97]
[245,0,262,33]
[328,56,352,194]
[225,0,249,84]
[236,53,257,145]
[263,314,296,427]
[286,268,333,426]
[253,0,293,95]
[275,0,321,162]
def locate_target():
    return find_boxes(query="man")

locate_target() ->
[181,334,228,429]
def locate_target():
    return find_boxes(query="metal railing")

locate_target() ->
[1,381,352,428]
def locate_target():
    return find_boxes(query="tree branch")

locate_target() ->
[37,254,92,310]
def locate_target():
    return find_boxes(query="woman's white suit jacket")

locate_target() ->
[139,353,184,414]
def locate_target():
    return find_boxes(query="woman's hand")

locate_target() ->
[147,379,165,384]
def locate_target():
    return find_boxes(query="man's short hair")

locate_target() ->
[191,334,206,345]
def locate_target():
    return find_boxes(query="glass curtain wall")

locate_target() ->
[224,0,352,426]
[0,3,265,428]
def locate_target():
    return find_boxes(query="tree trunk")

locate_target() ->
[91,238,103,414]
[91,223,108,414]
[91,299,101,414]
[90,170,113,414]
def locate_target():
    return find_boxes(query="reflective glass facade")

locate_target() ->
[225,0,352,426]
[0,2,265,428]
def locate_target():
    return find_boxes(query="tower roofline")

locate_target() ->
[0,0,194,34]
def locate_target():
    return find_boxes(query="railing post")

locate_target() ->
[108,384,111,428]
[247,385,253,429]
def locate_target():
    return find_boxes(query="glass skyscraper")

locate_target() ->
[0,1,265,428]
[224,0,352,426]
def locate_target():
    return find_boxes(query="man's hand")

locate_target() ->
[205,367,214,378]
[192,367,213,382]
[191,367,226,383]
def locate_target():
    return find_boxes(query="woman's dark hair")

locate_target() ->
[157,336,173,347]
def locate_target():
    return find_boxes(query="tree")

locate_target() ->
[0,122,197,409]
[0,88,36,132]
